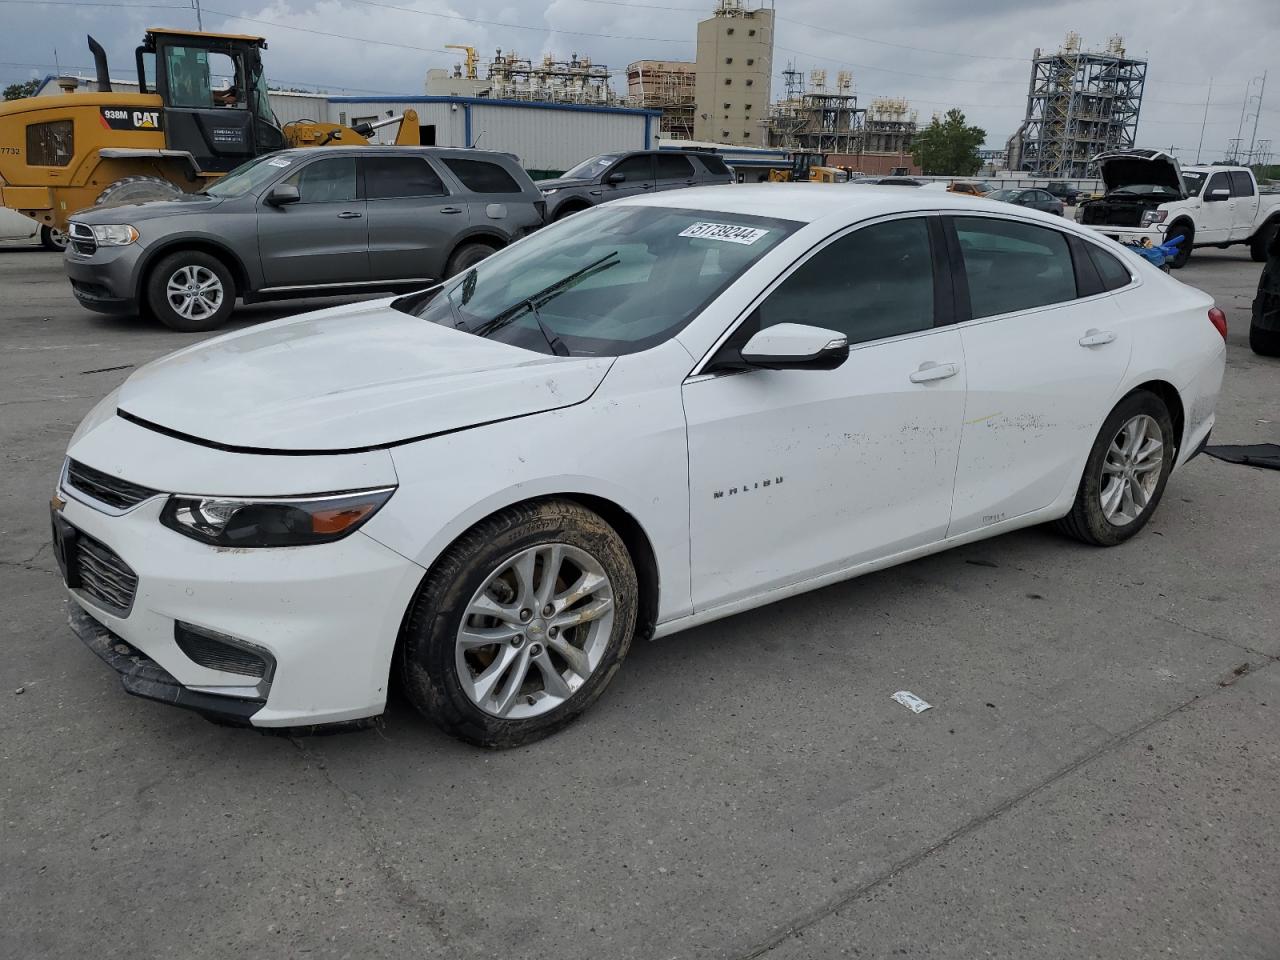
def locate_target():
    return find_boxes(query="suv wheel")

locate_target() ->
[146,250,236,332]
[446,242,498,278]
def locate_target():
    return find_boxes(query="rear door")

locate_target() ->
[257,155,369,287]
[1198,171,1233,243]
[601,154,656,201]
[654,153,697,192]
[945,214,1132,537]
[363,155,463,283]
[1229,171,1260,239]
[440,156,539,238]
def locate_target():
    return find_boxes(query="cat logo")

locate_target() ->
[133,111,159,129]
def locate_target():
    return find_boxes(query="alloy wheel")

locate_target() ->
[166,265,224,321]
[1099,413,1164,526]
[455,543,615,720]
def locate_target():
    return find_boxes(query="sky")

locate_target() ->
[1,0,1276,160]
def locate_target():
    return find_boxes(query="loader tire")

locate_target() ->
[95,176,184,209]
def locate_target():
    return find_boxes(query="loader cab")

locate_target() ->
[138,29,285,173]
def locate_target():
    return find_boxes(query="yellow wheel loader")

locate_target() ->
[766,152,847,183]
[0,30,418,230]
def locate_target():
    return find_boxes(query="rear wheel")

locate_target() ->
[95,176,184,209]
[554,203,588,222]
[40,225,68,251]
[400,499,638,748]
[1251,221,1278,263]
[145,250,236,332]
[445,241,498,278]
[1251,323,1280,357]
[1166,222,1194,269]
[1055,390,1175,546]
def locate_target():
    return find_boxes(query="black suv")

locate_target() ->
[536,150,735,220]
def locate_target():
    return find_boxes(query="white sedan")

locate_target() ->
[54,185,1226,746]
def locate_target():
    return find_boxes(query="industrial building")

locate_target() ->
[627,60,697,139]
[1008,33,1147,177]
[764,68,861,153]
[692,0,774,146]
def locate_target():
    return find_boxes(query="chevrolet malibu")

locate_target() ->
[53,186,1227,747]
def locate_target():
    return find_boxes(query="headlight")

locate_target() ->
[541,188,560,196]
[160,487,395,547]
[91,224,139,246]
[1141,210,1169,227]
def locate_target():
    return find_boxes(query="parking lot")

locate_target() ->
[2,242,1277,958]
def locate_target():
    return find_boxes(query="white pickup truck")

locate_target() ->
[1077,149,1280,268]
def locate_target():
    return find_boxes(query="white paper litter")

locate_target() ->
[892,690,933,713]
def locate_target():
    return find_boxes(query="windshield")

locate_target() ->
[1181,171,1207,194]
[394,205,798,356]
[204,153,291,198]
[562,154,619,180]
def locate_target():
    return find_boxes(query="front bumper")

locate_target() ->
[1079,223,1173,245]
[56,478,426,728]
[64,243,143,315]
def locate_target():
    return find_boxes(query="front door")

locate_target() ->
[363,155,466,283]
[945,214,1132,537]
[257,155,370,287]
[683,215,965,611]
[601,154,656,201]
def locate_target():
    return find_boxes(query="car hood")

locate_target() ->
[114,299,614,453]
[72,194,226,223]
[1092,149,1187,199]
[535,177,594,191]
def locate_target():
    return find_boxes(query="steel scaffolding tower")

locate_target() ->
[1020,33,1146,177]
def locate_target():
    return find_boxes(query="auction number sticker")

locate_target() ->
[267,157,292,167]
[679,221,769,245]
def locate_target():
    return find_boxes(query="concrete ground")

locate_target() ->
[1,241,1277,959]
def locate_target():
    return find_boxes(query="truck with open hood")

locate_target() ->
[1077,149,1280,268]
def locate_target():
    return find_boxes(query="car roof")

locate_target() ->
[270,146,518,161]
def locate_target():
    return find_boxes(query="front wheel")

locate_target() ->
[1251,221,1278,263]
[401,499,638,748]
[40,225,68,252]
[145,250,236,332]
[1166,224,1194,269]
[1055,391,1176,546]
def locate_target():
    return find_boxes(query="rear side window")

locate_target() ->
[1087,245,1134,291]
[611,154,654,181]
[697,154,732,176]
[442,158,521,194]
[655,154,695,179]
[284,157,357,203]
[756,217,935,346]
[953,217,1077,318]
[26,120,73,167]
[1229,171,1255,198]
[363,157,446,199]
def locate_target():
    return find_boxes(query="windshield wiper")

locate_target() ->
[473,251,620,355]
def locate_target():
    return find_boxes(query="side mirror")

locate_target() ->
[1206,188,1230,202]
[740,323,849,371]
[605,172,626,185]
[265,183,300,206]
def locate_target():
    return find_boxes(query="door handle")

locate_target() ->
[642,184,654,190]
[336,211,363,219]
[909,361,959,384]
[1078,329,1116,347]
[439,206,463,214]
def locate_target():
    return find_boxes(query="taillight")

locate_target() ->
[1208,307,1228,340]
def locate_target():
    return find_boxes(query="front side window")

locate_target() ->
[284,157,357,203]
[1229,171,1255,198]
[395,205,797,356]
[755,217,936,346]
[954,216,1077,319]
[364,156,446,199]
[611,154,654,182]
[443,158,521,194]
[1205,172,1230,198]
[563,154,617,179]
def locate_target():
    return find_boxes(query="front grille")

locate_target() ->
[68,222,97,255]
[175,623,274,680]
[76,533,138,615]
[66,459,159,511]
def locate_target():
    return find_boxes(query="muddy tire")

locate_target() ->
[40,225,68,251]
[554,203,589,222]
[445,242,498,278]
[1055,390,1176,547]
[1251,221,1278,263]
[1166,222,1194,269]
[145,249,236,332]
[96,176,184,209]
[400,499,638,748]
[1251,323,1280,357]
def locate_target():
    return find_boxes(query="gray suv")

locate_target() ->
[536,150,734,221]
[64,147,545,331]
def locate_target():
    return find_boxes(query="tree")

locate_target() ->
[3,79,40,101]
[911,108,986,177]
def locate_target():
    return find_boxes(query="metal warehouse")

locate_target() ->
[327,96,662,177]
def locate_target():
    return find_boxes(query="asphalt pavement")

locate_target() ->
[2,241,1277,959]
